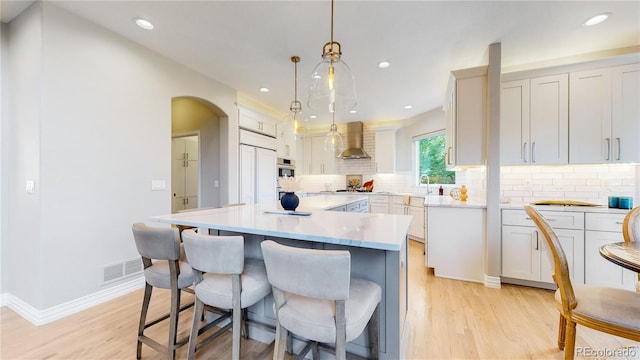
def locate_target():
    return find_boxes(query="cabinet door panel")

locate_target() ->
[612,63,640,163]
[501,80,530,165]
[502,225,539,281]
[569,68,612,164]
[239,145,256,204]
[585,231,636,290]
[530,74,568,164]
[255,148,276,204]
[540,229,584,284]
[408,206,425,240]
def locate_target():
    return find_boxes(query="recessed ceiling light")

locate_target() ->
[310,115,318,119]
[377,61,391,69]
[404,105,413,109]
[134,18,154,30]
[583,13,611,26]
[259,87,270,93]
[349,110,357,114]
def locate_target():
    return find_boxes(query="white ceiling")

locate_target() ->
[3,1,639,125]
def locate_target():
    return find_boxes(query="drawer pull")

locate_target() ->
[616,221,623,225]
[534,230,539,251]
[525,217,555,221]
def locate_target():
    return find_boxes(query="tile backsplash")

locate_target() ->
[298,164,639,206]
[500,164,637,205]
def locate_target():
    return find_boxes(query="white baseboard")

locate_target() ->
[2,276,145,326]
[484,274,502,289]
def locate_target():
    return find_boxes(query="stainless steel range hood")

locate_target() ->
[338,121,370,159]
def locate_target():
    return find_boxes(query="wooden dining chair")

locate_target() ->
[524,205,640,360]
[622,206,640,291]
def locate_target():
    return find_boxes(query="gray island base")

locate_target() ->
[152,195,411,359]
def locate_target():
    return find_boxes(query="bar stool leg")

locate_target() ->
[167,286,181,360]
[137,283,153,359]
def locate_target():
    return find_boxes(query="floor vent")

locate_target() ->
[103,258,143,284]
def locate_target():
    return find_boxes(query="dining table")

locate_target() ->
[599,241,640,291]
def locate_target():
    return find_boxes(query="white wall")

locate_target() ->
[0,21,8,297]
[5,2,43,308]
[3,2,240,311]
[395,108,446,171]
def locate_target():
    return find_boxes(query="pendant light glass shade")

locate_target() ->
[307,0,356,113]
[282,56,308,140]
[323,114,344,155]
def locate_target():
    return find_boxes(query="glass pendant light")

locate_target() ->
[307,0,356,113]
[282,56,309,140]
[323,112,344,155]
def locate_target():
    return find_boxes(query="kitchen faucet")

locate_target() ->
[423,174,432,194]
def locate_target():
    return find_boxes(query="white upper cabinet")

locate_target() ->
[569,67,612,164]
[501,79,530,165]
[276,122,297,159]
[530,74,569,164]
[612,63,639,163]
[445,66,487,169]
[238,105,277,138]
[299,135,336,175]
[374,130,396,174]
[569,63,640,164]
[501,74,568,165]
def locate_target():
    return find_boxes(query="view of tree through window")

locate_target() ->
[416,134,455,185]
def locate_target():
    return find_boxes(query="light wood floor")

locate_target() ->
[1,240,638,359]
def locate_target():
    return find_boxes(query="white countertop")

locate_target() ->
[151,195,412,251]
[501,203,632,214]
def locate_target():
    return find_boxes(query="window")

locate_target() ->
[415,132,455,185]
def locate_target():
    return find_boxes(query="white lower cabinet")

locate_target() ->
[584,213,637,290]
[393,196,425,241]
[501,209,584,286]
[369,195,391,214]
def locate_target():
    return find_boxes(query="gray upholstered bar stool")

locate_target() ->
[131,223,195,360]
[261,240,382,360]
[181,229,271,360]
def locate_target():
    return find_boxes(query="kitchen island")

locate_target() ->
[152,195,412,359]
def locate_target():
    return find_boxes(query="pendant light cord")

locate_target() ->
[330,0,334,45]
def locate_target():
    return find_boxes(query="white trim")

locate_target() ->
[2,276,145,326]
[484,274,502,289]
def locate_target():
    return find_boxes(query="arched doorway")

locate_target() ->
[172,97,227,212]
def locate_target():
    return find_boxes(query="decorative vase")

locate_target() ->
[280,192,299,211]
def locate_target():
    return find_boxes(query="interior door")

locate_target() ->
[172,135,199,212]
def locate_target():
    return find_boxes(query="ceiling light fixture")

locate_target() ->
[583,13,611,26]
[307,0,356,113]
[378,61,391,69]
[323,112,345,155]
[282,56,308,139]
[134,18,154,30]
[259,87,270,93]
[404,105,413,109]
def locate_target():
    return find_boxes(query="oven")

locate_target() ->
[277,158,296,199]
[277,158,295,178]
